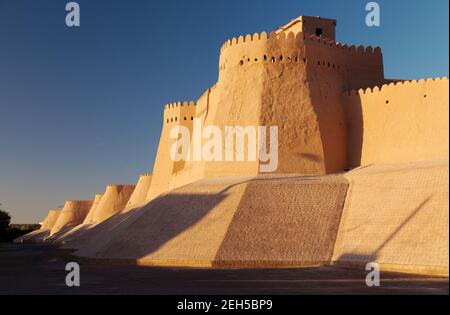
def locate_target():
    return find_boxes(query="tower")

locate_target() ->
[277,16,337,40]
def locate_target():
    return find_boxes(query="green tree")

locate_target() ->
[0,204,12,242]
[0,208,11,232]
[0,204,39,242]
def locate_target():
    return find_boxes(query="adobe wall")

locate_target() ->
[303,36,384,173]
[47,194,105,244]
[190,32,330,178]
[126,173,152,208]
[146,31,387,199]
[344,78,449,167]
[74,175,348,267]
[76,177,250,263]
[91,185,135,223]
[147,102,196,200]
[14,229,52,243]
[83,193,103,225]
[40,209,62,230]
[14,209,62,243]
[332,161,449,276]
[213,175,348,267]
[50,200,93,235]
[217,32,329,175]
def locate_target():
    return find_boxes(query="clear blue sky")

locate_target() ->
[0,0,448,223]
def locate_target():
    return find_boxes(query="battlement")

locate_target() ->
[344,76,448,168]
[220,31,380,57]
[305,34,381,55]
[163,101,197,124]
[65,200,93,205]
[163,101,196,110]
[347,76,449,96]
[218,31,382,78]
[106,184,136,189]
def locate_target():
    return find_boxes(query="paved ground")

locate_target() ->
[0,243,447,295]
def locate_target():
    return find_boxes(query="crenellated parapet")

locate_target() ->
[344,76,449,167]
[106,184,136,189]
[347,76,449,96]
[218,31,382,77]
[64,200,94,207]
[220,31,380,56]
[163,101,197,125]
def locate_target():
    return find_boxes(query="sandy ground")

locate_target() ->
[0,243,447,295]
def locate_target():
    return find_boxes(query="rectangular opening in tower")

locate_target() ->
[315,28,323,37]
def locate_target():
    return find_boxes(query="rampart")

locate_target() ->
[83,194,103,225]
[147,101,196,199]
[126,174,152,208]
[40,209,62,231]
[16,15,449,275]
[50,200,93,235]
[91,184,136,223]
[344,77,449,167]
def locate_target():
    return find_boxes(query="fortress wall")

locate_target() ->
[40,209,62,230]
[61,204,145,251]
[310,40,384,91]
[14,209,62,243]
[51,223,90,244]
[332,161,449,276]
[303,36,384,173]
[153,37,266,187]
[257,33,326,174]
[344,78,449,167]
[163,86,222,193]
[150,31,387,193]
[82,194,103,225]
[211,32,326,175]
[216,32,385,175]
[74,175,348,267]
[75,177,250,264]
[214,175,348,266]
[47,193,105,243]
[220,33,384,90]
[50,200,93,235]
[147,101,196,200]
[126,174,152,208]
[55,185,136,244]
[200,34,267,177]
[92,185,135,223]
[166,102,197,175]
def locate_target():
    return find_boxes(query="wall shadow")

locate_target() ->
[343,93,363,168]
[45,225,75,242]
[92,192,228,260]
[14,229,50,244]
[62,206,148,250]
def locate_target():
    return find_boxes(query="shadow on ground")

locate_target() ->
[0,243,447,295]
